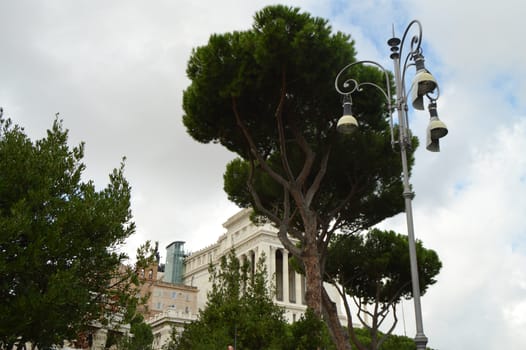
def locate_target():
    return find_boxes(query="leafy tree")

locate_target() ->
[351,328,435,350]
[325,229,441,350]
[175,250,287,349]
[284,308,336,350]
[0,116,147,349]
[115,314,154,350]
[161,326,178,350]
[182,5,414,348]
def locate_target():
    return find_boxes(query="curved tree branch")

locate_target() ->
[277,186,302,257]
[275,66,295,182]
[246,158,280,223]
[232,97,289,189]
[322,286,352,350]
[377,304,398,349]
[330,283,366,350]
[305,146,331,208]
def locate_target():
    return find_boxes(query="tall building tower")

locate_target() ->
[164,241,186,284]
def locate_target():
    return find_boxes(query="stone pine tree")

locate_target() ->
[174,250,287,350]
[325,229,441,350]
[182,6,415,349]
[0,116,147,349]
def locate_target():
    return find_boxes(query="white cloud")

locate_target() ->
[406,118,526,349]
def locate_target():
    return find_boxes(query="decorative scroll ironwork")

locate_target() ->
[334,60,392,105]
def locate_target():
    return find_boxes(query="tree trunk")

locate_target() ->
[322,288,352,350]
[301,234,324,350]
[302,239,323,316]
[302,233,350,350]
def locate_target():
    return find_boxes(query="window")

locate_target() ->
[275,250,283,301]
[249,251,256,276]
[301,275,307,305]
[289,263,296,303]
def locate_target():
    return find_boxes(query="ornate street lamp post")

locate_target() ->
[334,20,447,350]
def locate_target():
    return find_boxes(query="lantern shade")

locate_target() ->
[411,70,438,110]
[426,101,448,152]
[337,114,358,134]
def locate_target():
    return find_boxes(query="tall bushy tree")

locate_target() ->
[0,116,143,349]
[183,5,414,349]
[326,229,441,350]
[351,327,435,350]
[175,250,287,350]
[284,308,336,350]
[114,314,154,350]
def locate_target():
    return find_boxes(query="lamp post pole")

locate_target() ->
[392,51,428,349]
[334,20,447,350]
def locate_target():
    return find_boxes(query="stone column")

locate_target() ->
[282,250,289,304]
[295,269,302,304]
[267,245,275,298]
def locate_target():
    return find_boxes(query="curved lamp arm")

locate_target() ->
[334,60,392,103]
[334,60,395,144]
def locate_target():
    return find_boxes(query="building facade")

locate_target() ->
[139,259,199,319]
[148,308,196,350]
[182,208,347,324]
[139,260,198,349]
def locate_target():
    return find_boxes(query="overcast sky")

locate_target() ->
[1,0,525,348]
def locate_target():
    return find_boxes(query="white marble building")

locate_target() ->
[148,308,197,350]
[182,208,347,324]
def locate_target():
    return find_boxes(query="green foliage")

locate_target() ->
[351,328,436,350]
[175,250,287,349]
[352,328,412,350]
[379,333,417,350]
[326,229,441,350]
[327,229,441,303]
[284,308,336,350]
[0,117,141,349]
[184,6,355,155]
[116,314,154,350]
[184,5,410,234]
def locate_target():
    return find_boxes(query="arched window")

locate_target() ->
[275,250,283,301]
[249,250,256,276]
[301,275,307,305]
[289,259,296,303]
